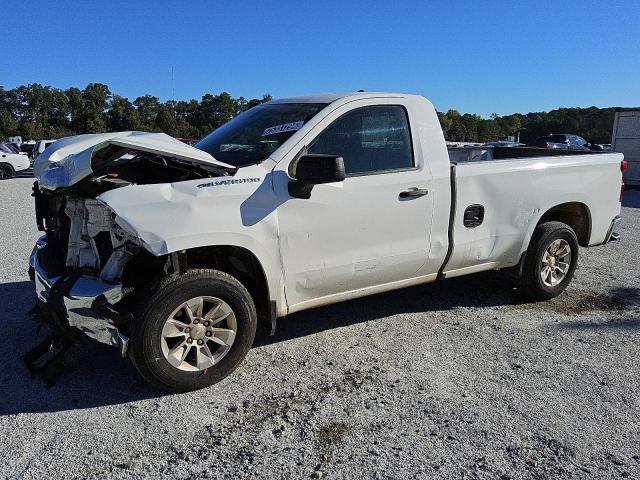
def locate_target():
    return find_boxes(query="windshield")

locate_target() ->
[195,103,328,167]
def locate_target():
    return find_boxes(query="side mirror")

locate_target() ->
[288,154,345,198]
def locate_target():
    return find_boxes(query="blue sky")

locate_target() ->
[1,0,638,116]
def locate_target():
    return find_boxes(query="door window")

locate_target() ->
[308,105,414,175]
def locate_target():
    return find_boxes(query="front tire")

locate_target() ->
[129,269,257,393]
[518,221,579,300]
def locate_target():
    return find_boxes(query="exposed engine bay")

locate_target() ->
[33,150,230,285]
[35,186,148,289]
[91,150,228,187]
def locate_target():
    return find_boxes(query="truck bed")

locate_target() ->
[442,151,623,278]
[448,145,600,164]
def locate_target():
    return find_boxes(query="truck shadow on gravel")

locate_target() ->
[258,272,529,346]
[258,279,639,347]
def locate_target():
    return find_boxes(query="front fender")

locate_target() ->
[97,166,286,313]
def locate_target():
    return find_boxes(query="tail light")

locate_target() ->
[621,160,629,172]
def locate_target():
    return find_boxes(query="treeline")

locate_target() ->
[438,107,616,144]
[0,83,616,144]
[0,83,271,141]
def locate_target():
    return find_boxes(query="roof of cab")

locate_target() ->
[269,92,408,104]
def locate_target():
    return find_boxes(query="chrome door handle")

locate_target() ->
[399,188,428,199]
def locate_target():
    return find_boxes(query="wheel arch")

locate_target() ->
[183,245,275,330]
[535,202,592,247]
[513,201,592,274]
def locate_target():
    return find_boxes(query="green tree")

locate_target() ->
[66,87,84,133]
[133,95,161,131]
[81,83,111,132]
[0,87,19,137]
[195,92,240,134]
[0,109,18,137]
[108,95,140,131]
[155,102,179,136]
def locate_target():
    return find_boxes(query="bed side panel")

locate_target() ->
[444,154,622,275]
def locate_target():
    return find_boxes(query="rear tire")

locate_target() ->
[129,269,257,393]
[0,163,14,180]
[518,221,579,300]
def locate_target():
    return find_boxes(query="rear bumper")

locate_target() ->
[604,215,622,243]
[29,235,129,355]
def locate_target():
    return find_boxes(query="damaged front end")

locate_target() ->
[30,195,139,356]
[27,132,233,369]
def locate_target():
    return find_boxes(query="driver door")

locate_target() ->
[274,100,435,312]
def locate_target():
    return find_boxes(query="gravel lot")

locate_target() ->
[1,175,639,480]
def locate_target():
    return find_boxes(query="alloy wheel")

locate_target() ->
[540,239,572,287]
[160,296,237,372]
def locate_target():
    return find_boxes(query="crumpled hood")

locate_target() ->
[34,131,233,190]
[96,162,274,256]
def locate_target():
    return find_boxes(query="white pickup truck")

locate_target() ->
[29,92,624,392]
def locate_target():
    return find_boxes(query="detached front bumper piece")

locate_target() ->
[29,236,130,356]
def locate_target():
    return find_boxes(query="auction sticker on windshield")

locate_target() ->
[262,121,304,137]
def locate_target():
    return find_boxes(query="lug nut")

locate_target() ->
[193,319,199,324]
[206,331,212,337]
[187,338,193,343]
[185,327,191,333]
[203,321,210,327]
[197,339,204,345]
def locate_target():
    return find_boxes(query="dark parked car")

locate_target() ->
[20,143,35,157]
[534,134,590,150]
